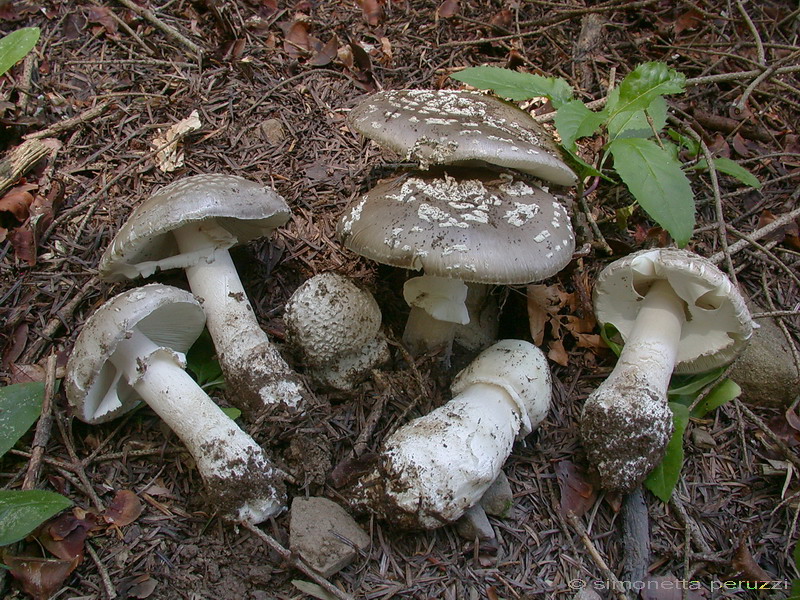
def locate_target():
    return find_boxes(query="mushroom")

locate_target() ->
[283,272,390,390]
[65,284,286,522]
[580,248,754,492]
[348,339,551,529]
[349,89,576,186]
[98,174,309,418]
[336,168,575,356]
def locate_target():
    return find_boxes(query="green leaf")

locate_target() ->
[563,148,604,179]
[291,580,338,600]
[599,323,623,357]
[611,62,686,115]
[666,129,700,157]
[691,378,741,418]
[644,402,690,501]
[0,28,40,78]
[186,329,225,391]
[220,407,241,421]
[608,137,695,247]
[668,367,726,398]
[451,66,574,108]
[555,100,606,149]
[608,94,668,140]
[694,157,762,189]
[0,382,45,459]
[0,490,72,546]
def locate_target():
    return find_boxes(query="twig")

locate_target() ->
[668,495,712,554]
[577,181,613,255]
[734,400,800,471]
[708,206,800,265]
[17,52,36,113]
[95,0,154,56]
[567,512,628,600]
[621,488,650,598]
[53,407,105,512]
[731,226,800,289]
[240,520,355,600]
[86,542,118,600]
[0,139,55,197]
[735,0,765,67]
[21,354,58,490]
[24,102,114,140]
[115,0,203,57]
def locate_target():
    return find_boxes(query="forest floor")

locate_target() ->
[1,1,799,599]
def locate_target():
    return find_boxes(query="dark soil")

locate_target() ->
[1,1,799,599]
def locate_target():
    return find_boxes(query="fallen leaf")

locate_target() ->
[86,6,118,35]
[489,9,513,30]
[730,539,772,582]
[4,555,80,600]
[308,35,339,67]
[37,510,98,563]
[104,490,143,527]
[674,9,703,34]
[2,323,28,368]
[9,363,46,384]
[0,183,37,221]
[8,227,36,266]
[555,460,597,518]
[282,17,312,58]
[526,284,563,345]
[436,0,459,19]
[151,110,202,173]
[358,0,383,25]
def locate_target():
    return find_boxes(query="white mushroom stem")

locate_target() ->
[173,221,307,416]
[402,275,471,356]
[108,327,285,523]
[581,279,685,491]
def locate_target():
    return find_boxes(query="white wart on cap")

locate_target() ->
[580,248,754,492]
[349,89,576,186]
[337,168,575,355]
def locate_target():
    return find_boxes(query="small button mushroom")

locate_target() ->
[64,284,286,523]
[98,174,310,418]
[347,339,551,529]
[337,168,575,358]
[283,272,390,390]
[580,249,755,492]
[349,89,577,186]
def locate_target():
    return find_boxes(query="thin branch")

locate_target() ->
[115,0,202,56]
[21,354,58,490]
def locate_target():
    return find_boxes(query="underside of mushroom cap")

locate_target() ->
[349,89,577,186]
[99,174,291,281]
[593,248,754,373]
[65,284,206,424]
[337,168,575,284]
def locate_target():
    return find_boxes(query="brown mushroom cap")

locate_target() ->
[349,89,576,187]
[99,174,291,281]
[594,248,755,374]
[337,168,575,284]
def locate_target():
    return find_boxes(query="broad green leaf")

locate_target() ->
[220,407,241,421]
[668,367,725,398]
[691,378,741,418]
[451,66,573,108]
[611,62,686,115]
[554,100,606,149]
[644,402,690,501]
[0,490,72,546]
[186,329,225,391]
[608,95,668,140]
[666,129,700,157]
[694,157,761,189]
[0,28,40,77]
[599,323,623,357]
[564,148,604,179]
[0,382,44,459]
[790,580,800,600]
[608,137,695,247]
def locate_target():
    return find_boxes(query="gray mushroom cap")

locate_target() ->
[65,284,206,424]
[594,248,755,374]
[99,174,291,281]
[337,169,575,284]
[349,89,576,187]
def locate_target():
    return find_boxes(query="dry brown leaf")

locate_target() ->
[730,539,772,582]
[555,460,597,518]
[547,338,568,366]
[151,111,202,173]
[283,18,312,58]
[308,35,340,67]
[489,8,513,30]
[38,510,99,563]
[673,9,703,34]
[104,490,144,527]
[0,183,37,221]
[358,0,384,25]
[436,0,459,19]
[9,363,46,384]
[5,555,80,600]
[8,227,36,266]
[86,6,118,35]
[526,284,563,345]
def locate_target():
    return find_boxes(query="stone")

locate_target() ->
[480,471,514,518]
[289,497,370,578]
[454,504,495,542]
[729,308,799,407]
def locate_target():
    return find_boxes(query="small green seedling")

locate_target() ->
[452,63,760,247]
[0,27,40,78]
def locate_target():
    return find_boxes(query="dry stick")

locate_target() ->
[86,542,118,600]
[735,400,800,471]
[115,0,202,57]
[621,488,650,597]
[53,407,105,512]
[735,0,765,67]
[566,513,628,600]
[240,520,355,600]
[733,227,800,289]
[21,354,58,490]
[24,102,114,140]
[352,371,391,457]
[0,138,54,197]
[96,0,154,56]
[17,52,36,114]
[668,495,712,554]
[708,205,800,265]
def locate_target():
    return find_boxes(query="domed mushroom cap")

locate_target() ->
[284,272,383,365]
[337,169,575,284]
[65,284,206,424]
[594,248,755,374]
[99,174,291,281]
[349,89,576,186]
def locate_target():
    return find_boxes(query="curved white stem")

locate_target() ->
[110,327,285,523]
[173,222,307,416]
[402,275,469,357]
[581,279,686,491]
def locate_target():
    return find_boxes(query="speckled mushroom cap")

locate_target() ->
[594,248,754,374]
[284,272,382,365]
[99,174,291,281]
[349,89,577,187]
[337,169,575,284]
[65,284,206,424]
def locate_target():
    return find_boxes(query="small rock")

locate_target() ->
[454,504,495,542]
[690,427,717,449]
[729,307,799,407]
[260,118,286,145]
[480,471,514,518]
[573,588,602,600]
[289,497,370,578]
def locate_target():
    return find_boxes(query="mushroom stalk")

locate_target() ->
[108,326,286,523]
[173,221,307,416]
[402,275,470,357]
[402,307,458,356]
[581,279,685,491]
